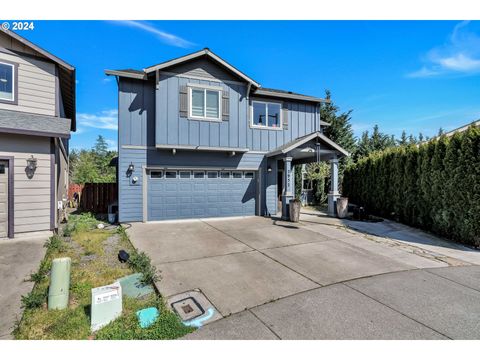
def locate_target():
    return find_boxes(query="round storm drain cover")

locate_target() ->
[171,297,205,321]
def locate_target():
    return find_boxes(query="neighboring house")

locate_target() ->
[0,29,75,239]
[105,48,348,223]
[443,120,479,138]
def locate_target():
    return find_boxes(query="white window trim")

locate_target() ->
[0,61,15,102]
[188,84,222,122]
[250,100,283,131]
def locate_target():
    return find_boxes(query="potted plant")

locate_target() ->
[289,198,301,222]
[336,197,349,219]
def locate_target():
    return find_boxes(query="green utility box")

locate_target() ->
[91,282,123,332]
[48,257,71,310]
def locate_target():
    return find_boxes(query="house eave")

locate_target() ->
[156,144,250,153]
[104,69,147,80]
[252,89,329,104]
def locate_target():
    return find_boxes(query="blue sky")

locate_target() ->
[15,20,480,150]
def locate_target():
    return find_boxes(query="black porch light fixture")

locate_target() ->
[26,155,37,171]
[267,166,272,172]
[127,162,135,172]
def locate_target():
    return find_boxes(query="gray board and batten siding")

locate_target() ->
[116,55,324,222]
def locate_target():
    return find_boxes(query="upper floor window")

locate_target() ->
[189,85,221,121]
[0,61,15,103]
[251,101,282,129]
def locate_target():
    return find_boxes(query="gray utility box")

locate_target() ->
[91,282,122,332]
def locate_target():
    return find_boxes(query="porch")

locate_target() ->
[264,131,350,219]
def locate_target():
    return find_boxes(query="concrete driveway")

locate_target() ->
[0,233,48,339]
[127,211,480,339]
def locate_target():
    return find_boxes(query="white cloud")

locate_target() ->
[105,139,117,151]
[407,21,480,78]
[77,109,118,131]
[115,21,195,48]
[102,77,113,83]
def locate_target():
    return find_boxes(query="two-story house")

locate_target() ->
[106,48,348,223]
[0,29,75,238]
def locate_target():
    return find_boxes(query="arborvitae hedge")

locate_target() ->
[343,126,480,247]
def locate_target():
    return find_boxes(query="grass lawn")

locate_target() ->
[14,213,194,340]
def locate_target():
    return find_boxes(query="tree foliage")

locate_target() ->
[343,126,480,247]
[70,135,117,184]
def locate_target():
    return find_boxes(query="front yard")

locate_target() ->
[14,213,193,340]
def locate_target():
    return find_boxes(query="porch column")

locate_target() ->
[327,156,340,216]
[281,156,294,220]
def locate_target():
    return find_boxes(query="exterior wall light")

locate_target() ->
[267,166,272,172]
[127,162,135,172]
[27,155,37,171]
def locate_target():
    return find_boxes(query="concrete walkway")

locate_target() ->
[0,233,48,339]
[126,210,480,339]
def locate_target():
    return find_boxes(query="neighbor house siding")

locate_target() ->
[0,133,51,233]
[0,49,56,117]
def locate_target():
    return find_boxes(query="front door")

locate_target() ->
[0,160,8,238]
[277,169,283,214]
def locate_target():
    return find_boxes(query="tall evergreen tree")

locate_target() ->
[398,131,408,146]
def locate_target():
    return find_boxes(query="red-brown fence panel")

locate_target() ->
[79,183,118,213]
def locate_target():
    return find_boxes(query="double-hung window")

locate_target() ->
[0,61,15,103]
[189,85,221,121]
[251,101,282,129]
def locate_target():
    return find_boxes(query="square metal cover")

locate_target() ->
[171,296,205,321]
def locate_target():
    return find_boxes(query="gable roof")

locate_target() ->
[0,28,76,131]
[106,48,330,104]
[267,131,350,158]
[143,48,261,88]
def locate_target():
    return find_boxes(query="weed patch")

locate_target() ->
[128,250,160,285]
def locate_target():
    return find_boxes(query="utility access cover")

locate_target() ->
[171,297,204,321]
[167,289,222,327]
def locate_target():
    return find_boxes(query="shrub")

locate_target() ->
[343,126,480,247]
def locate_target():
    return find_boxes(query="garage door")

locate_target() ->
[148,169,257,221]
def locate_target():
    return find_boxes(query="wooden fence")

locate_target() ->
[79,183,118,213]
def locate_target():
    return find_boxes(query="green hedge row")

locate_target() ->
[343,126,480,247]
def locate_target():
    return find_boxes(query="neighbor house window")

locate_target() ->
[189,85,221,121]
[0,62,15,102]
[251,101,281,129]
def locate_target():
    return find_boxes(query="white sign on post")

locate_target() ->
[91,282,123,332]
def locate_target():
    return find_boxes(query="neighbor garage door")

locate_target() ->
[147,169,257,221]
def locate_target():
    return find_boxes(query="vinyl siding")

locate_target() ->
[0,50,56,116]
[0,133,51,233]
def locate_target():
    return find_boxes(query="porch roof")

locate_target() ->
[266,131,350,159]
